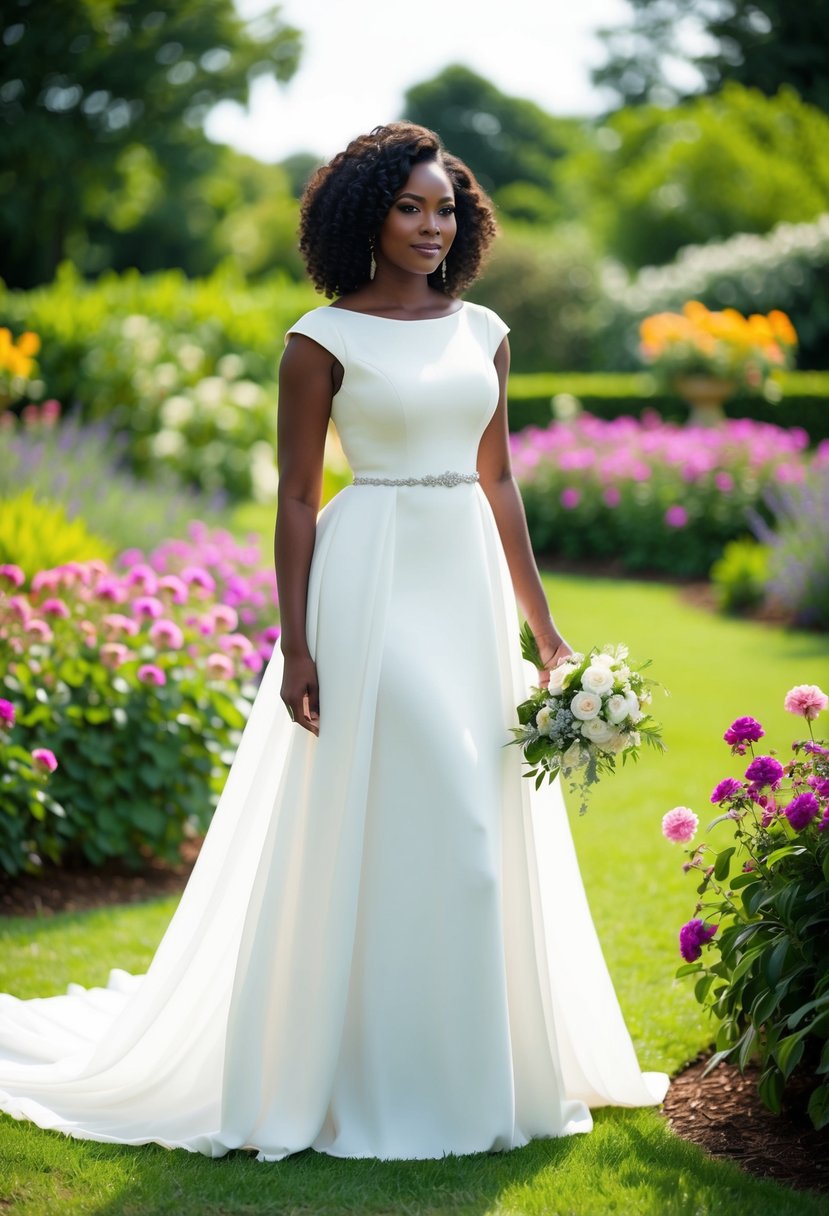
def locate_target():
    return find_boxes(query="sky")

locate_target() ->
[205,0,636,163]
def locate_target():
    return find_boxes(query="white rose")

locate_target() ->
[624,690,643,723]
[562,740,587,769]
[592,652,615,668]
[546,663,575,695]
[603,728,627,754]
[535,705,554,736]
[581,716,615,745]
[570,690,602,720]
[605,693,629,725]
[581,664,615,696]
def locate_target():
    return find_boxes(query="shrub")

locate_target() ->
[0,489,114,578]
[0,402,228,552]
[751,462,829,630]
[511,412,821,577]
[663,692,829,1130]
[0,524,280,875]
[710,540,771,614]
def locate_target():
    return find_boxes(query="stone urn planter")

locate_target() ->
[673,374,738,426]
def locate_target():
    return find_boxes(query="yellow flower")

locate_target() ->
[17,331,40,357]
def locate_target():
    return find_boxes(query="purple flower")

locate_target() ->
[31,747,58,774]
[0,698,15,730]
[744,755,784,788]
[560,487,581,510]
[132,596,164,620]
[784,791,821,831]
[679,918,718,963]
[137,663,166,686]
[803,741,829,757]
[665,505,688,528]
[724,716,764,747]
[807,776,829,798]
[710,777,744,804]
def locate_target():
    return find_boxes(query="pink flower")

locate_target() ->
[602,486,621,508]
[31,747,58,774]
[149,619,184,650]
[662,806,699,843]
[723,716,764,748]
[784,792,821,831]
[157,575,189,604]
[665,505,688,529]
[0,698,15,730]
[93,576,128,603]
[218,632,253,656]
[560,487,581,510]
[205,652,235,680]
[679,918,717,962]
[211,604,239,632]
[710,777,743,804]
[784,684,828,721]
[181,566,216,596]
[132,595,164,620]
[40,597,70,618]
[30,569,61,594]
[714,471,734,493]
[124,564,159,594]
[25,619,53,642]
[137,663,166,686]
[0,564,25,589]
[101,613,139,638]
[242,650,264,674]
[100,642,129,669]
[4,596,31,623]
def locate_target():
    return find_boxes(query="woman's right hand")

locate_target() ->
[280,653,320,736]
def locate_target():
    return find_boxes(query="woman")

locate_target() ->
[0,123,669,1161]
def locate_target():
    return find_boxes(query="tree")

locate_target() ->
[0,0,302,286]
[592,0,829,113]
[559,82,829,268]
[402,65,581,224]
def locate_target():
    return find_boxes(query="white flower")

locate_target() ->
[581,664,615,696]
[161,395,194,426]
[624,690,643,723]
[581,716,615,744]
[591,652,615,668]
[562,740,587,769]
[603,728,627,754]
[605,693,630,725]
[570,690,602,720]
[535,705,554,736]
[627,730,641,749]
[546,663,575,695]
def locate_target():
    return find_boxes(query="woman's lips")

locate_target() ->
[411,244,441,256]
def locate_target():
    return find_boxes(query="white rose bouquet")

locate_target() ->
[510,621,665,814]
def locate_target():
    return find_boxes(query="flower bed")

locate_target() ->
[511,411,827,577]
[0,523,280,876]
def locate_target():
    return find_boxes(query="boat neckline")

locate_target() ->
[327,301,466,322]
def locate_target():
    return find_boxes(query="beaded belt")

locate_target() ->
[352,471,479,488]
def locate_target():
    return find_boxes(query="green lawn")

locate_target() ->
[1,574,828,1215]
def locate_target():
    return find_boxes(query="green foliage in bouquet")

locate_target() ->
[512,620,664,813]
[664,686,829,1130]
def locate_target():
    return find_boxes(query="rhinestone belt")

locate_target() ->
[352,471,480,488]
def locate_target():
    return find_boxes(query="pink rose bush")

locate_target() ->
[663,684,829,1130]
[0,522,281,876]
[510,413,827,577]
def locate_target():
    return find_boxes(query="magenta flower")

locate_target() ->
[560,487,581,510]
[124,564,159,594]
[181,566,216,596]
[602,486,621,508]
[724,716,764,747]
[242,650,264,674]
[0,564,25,589]
[149,619,184,650]
[784,791,821,831]
[662,806,699,843]
[0,698,15,730]
[807,776,829,798]
[784,684,828,721]
[218,632,253,656]
[744,755,784,788]
[93,576,128,603]
[157,574,189,604]
[205,652,235,680]
[25,619,53,642]
[679,918,718,962]
[40,597,70,618]
[710,777,744,804]
[100,642,129,669]
[132,596,164,620]
[137,663,166,686]
[101,613,139,638]
[665,505,688,528]
[31,747,58,774]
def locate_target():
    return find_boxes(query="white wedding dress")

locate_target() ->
[0,301,669,1161]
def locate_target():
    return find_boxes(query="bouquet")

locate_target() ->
[511,621,664,813]
[662,684,829,1130]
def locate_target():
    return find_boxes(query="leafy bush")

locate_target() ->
[663,692,829,1130]
[0,524,280,875]
[0,489,114,578]
[751,463,829,630]
[710,540,770,614]
[0,403,228,553]
[512,412,822,577]
[0,702,66,876]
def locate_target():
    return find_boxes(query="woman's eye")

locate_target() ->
[440,206,456,216]
[397,204,418,213]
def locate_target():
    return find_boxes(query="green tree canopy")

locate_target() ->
[402,64,581,224]
[560,82,829,268]
[0,0,302,286]
[592,0,829,113]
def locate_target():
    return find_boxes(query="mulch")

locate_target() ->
[2,851,827,1195]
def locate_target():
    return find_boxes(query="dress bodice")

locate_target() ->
[284,302,510,480]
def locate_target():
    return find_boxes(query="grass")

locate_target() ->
[1,573,828,1214]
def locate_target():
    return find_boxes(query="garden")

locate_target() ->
[3,1,829,1213]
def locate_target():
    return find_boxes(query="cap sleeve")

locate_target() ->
[483,306,510,357]
[284,307,347,370]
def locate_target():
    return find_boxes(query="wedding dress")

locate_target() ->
[0,301,669,1161]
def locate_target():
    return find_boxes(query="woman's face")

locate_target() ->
[376,159,457,280]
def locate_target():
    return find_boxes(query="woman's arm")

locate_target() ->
[477,335,572,685]
[274,333,338,734]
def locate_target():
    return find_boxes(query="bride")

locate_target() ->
[0,122,669,1161]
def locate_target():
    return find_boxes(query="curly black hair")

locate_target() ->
[298,122,498,299]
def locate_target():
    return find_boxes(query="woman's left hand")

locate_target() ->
[534,631,573,689]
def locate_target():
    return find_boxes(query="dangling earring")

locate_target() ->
[369,239,376,281]
[441,257,447,288]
